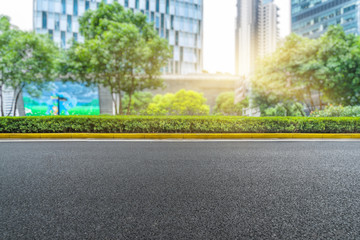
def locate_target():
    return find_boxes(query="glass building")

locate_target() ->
[292,0,360,38]
[33,0,203,74]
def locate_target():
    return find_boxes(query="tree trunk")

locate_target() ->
[318,90,322,110]
[127,91,133,115]
[307,86,315,112]
[0,84,4,117]
[8,87,23,117]
[119,91,123,115]
[111,88,118,115]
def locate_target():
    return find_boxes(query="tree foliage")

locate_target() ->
[214,92,249,116]
[63,2,171,115]
[252,26,360,113]
[0,16,58,116]
[145,89,210,116]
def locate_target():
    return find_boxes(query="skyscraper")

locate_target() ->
[33,0,203,74]
[292,0,360,38]
[235,0,279,76]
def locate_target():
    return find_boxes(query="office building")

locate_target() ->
[292,0,360,38]
[33,0,203,74]
[235,0,279,76]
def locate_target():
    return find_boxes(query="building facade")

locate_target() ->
[292,0,360,38]
[235,0,279,76]
[33,0,203,74]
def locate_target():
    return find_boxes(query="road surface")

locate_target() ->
[1,140,360,239]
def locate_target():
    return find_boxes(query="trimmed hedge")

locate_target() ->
[0,116,360,133]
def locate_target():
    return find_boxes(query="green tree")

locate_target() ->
[0,16,58,116]
[145,89,210,116]
[63,2,171,115]
[252,26,360,112]
[214,92,248,116]
[122,91,153,115]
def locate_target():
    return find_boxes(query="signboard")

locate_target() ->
[23,82,100,116]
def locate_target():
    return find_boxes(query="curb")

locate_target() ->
[0,133,360,139]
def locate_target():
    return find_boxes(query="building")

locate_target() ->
[33,0,203,74]
[235,0,279,76]
[292,0,360,38]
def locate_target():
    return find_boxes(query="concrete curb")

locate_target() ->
[0,133,360,139]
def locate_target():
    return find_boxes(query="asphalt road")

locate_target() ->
[1,141,360,239]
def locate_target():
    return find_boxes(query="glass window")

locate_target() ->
[161,14,164,28]
[73,0,78,16]
[61,31,66,48]
[151,12,155,22]
[61,0,66,14]
[73,32,78,42]
[166,0,170,14]
[48,30,53,40]
[42,12,47,29]
[136,0,139,9]
[156,0,160,12]
[85,1,90,10]
[55,14,60,31]
[67,15,72,32]
[146,0,149,10]
[125,0,129,7]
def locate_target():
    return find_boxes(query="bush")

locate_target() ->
[310,105,360,117]
[0,116,359,133]
[144,89,210,116]
[214,92,249,116]
[264,103,305,117]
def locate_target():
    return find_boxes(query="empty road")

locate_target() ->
[1,140,360,239]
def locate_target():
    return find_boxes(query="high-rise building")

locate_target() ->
[292,0,360,38]
[235,0,279,76]
[33,0,203,74]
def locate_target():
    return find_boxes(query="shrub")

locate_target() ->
[310,105,360,117]
[0,116,359,133]
[145,89,210,116]
[214,92,249,116]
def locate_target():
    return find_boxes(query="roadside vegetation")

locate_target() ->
[1,116,360,134]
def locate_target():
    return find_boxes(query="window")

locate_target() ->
[156,0,160,12]
[151,12,155,22]
[42,12,47,29]
[73,0,78,16]
[61,31,66,48]
[171,15,174,29]
[135,0,139,9]
[146,0,149,10]
[125,0,129,7]
[61,0,66,14]
[55,14,60,31]
[73,32,78,42]
[161,14,164,28]
[175,31,179,45]
[166,0,169,14]
[85,1,90,10]
[48,30,53,40]
[67,15,72,32]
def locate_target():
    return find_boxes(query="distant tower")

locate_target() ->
[33,0,203,75]
[235,0,279,76]
[291,0,360,38]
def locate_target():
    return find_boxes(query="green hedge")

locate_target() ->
[0,116,359,133]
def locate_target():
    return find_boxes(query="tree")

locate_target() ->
[0,16,58,116]
[122,91,153,115]
[214,92,248,116]
[63,2,171,115]
[145,89,210,116]
[252,26,360,112]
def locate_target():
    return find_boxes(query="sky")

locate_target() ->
[0,0,291,74]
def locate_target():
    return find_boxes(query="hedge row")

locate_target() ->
[0,116,360,133]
